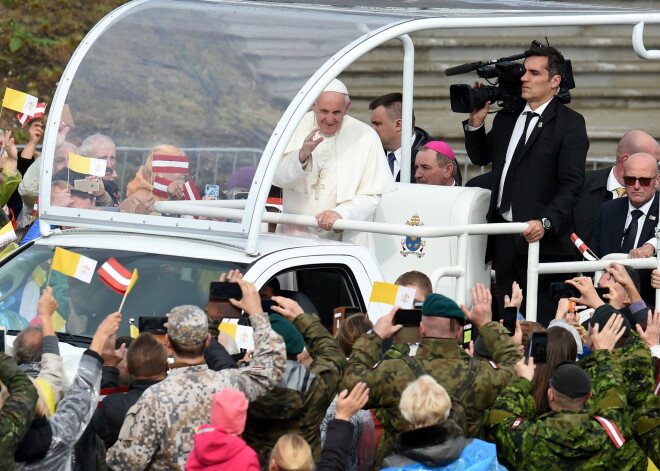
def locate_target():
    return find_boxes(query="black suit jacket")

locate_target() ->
[591,193,659,257]
[463,97,589,259]
[573,166,612,245]
[395,126,432,183]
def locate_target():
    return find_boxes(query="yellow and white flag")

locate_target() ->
[0,221,16,244]
[51,247,98,283]
[369,281,416,308]
[3,88,39,116]
[68,152,107,177]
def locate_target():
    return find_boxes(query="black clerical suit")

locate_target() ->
[464,96,589,325]
[573,166,614,245]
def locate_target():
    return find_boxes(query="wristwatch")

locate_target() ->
[540,218,552,231]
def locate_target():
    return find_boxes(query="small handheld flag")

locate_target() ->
[98,258,136,295]
[3,88,38,115]
[152,155,189,174]
[369,281,416,308]
[152,176,171,199]
[17,102,46,127]
[68,152,107,177]
[0,221,16,245]
[51,247,98,283]
[570,233,598,261]
[182,179,201,201]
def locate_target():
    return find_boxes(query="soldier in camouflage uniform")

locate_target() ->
[0,353,38,470]
[486,313,647,470]
[106,279,286,471]
[242,295,346,468]
[341,284,522,465]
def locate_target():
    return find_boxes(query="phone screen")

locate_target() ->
[503,307,517,336]
[462,323,473,349]
[0,327,6,354]
[138,317,168,335]
[550,282,581,301]
[526,331,548,364]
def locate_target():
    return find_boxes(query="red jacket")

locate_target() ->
[186,425,260,471]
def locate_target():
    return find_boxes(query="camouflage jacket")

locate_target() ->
[0,353,38,471]
[106,312,286,471]
[243,313,346,468]
[340,321,522,464]
[636,392,660,467]
[579,331,654,413]
[486,349,646,470]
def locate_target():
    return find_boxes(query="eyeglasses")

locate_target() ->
[623,175,658,186]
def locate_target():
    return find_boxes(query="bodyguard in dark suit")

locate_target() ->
[591,153,660,304]
[370,93,464,184]
[573,130,660,245]
[463,45,589,325]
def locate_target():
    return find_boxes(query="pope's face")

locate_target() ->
[312,92,350,136]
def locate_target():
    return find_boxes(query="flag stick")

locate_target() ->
[46,264,54,287]
[118,290,129,313]
[587,248,600,261]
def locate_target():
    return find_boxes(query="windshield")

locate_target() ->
[0,243,247,339]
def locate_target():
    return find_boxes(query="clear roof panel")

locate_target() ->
[43,0,656,234]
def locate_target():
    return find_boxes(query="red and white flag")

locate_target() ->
[151,155,189,174]
[571,233,597,261]
[16,102,47,128]
[152,176,171,199]
[97,257,138,295]
[182,179,201,200]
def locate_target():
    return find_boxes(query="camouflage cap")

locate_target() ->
[167,305,208,346]
[422,293,466,325]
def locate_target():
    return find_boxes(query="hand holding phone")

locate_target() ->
[525,331,548,364]
[208,281,243,319]
[502,307,517,336]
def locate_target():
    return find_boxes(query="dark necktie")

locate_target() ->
[499,111,538,215]
[621,209,644,252]
[387,152,396,174]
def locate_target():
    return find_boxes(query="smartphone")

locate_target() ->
[503,307,517,336]
[138,316,168,335]
[74,178,100,192]
[551,282,609,301]
[205,184,220,198]
[394,309,422,326]
[526,331,548,364]
[208,281,242,319]
[0,325,6,354]
[462,323,473,349]
[261,299,277,315]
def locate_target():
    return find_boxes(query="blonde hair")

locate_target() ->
[142,144,185,181]
[270,434,315,471]
[399,375,451,429]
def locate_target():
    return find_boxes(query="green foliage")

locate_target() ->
[0,0,130,138]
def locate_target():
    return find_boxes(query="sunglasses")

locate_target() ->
[623,175,658,186]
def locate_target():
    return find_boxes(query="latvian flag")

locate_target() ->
[152,155,189,174]
[570,233,597,261]
[153,176,171,199]
[97,257,138,295]
[17,102,46,128]
[183,179,201,200]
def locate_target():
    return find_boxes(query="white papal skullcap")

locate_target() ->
[323,78,349,95]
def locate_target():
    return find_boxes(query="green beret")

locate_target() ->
[269,313,305,355]
[422,293,466,325]
[589,304,631,337]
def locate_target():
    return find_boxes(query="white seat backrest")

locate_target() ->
[373,183,491,307]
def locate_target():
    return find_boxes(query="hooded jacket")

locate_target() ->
[185,425,260,471]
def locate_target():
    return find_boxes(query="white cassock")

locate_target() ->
[273,111,397,247]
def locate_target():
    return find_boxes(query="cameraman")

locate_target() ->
[463,45,589,326]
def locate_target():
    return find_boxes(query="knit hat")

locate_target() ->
[210,389,248,435]
[589,304,631,337]
[423,141,456,160]
[167,305,208,346]
[422,294,466,325]
[550,361,592,398]
[268,313,305,354]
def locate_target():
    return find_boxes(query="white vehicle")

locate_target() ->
[3,0,660,358]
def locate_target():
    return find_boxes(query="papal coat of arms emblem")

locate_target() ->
[401,213,426,258]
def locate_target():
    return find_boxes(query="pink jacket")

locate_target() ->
[186,425,261,471]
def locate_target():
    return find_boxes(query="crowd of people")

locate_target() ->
[2,40,660,470]
[0,266,658,470]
